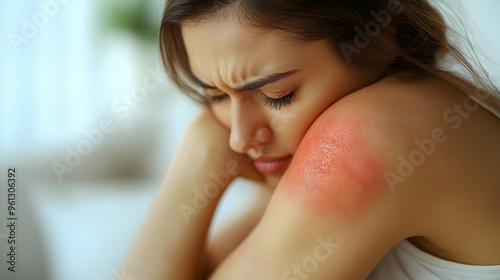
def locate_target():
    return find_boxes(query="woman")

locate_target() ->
[122,0,500,279]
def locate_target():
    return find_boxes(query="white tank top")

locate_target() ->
[367,239,500,280]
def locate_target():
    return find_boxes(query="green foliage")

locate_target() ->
[104,0,159,43]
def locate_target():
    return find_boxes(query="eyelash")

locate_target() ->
[208,91,297,111]
[264,92,296,111]
[209,95,227,104]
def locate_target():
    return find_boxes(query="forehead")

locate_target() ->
[180,14,321,84]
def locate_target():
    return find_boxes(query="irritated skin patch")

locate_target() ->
[281,117,386,217]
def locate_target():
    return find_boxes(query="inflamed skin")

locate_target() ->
[281,116,388,218]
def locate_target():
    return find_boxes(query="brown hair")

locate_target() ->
[158,0,500,116]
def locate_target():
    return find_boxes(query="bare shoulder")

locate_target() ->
[334,75,500,265]
[319,73,500,229]
[210,76,500,279]
[286,74,499,226]
[333,74,500,172]
[276,76,457,223]
[334,74,500,136]
[326,75,489,143]
[210,78,453,279]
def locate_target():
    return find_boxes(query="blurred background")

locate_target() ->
[0,0,499,279]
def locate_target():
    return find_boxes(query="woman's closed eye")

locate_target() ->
[209,94,228,104]
[208,90,297,111]
[264,91,296,111]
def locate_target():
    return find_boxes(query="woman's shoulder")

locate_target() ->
[313,72,500,223]
[324,74,499,149]
[290,75,500,265]
[331,75,473,130]
[311,75,454,159]
[306,73,500,205]
[286,76,457,220]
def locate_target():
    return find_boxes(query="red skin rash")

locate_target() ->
[281,117,386,217]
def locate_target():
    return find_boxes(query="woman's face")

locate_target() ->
[181,14,378,187]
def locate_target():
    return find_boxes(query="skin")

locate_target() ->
[120,110,262,280]
[181,13,382,189]
[121,9,500,280]
[282,116,387,218]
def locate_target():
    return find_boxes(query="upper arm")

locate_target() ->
[281,115,387,220]
[210,94,431,279]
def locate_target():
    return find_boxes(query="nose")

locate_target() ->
[229,101,272,154]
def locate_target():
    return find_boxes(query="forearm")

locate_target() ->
[121,140,242,280]
[201,184,272,277]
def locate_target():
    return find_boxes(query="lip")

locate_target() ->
[251,155,293,175]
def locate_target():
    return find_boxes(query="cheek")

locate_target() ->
[281,118,386,218]
[212,105,231,129]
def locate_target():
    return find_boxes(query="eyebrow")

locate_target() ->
[191,70,300,93]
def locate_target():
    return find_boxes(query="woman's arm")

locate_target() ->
[121,109,262,280]
[209,87,438,279]
[200,184,272,278]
